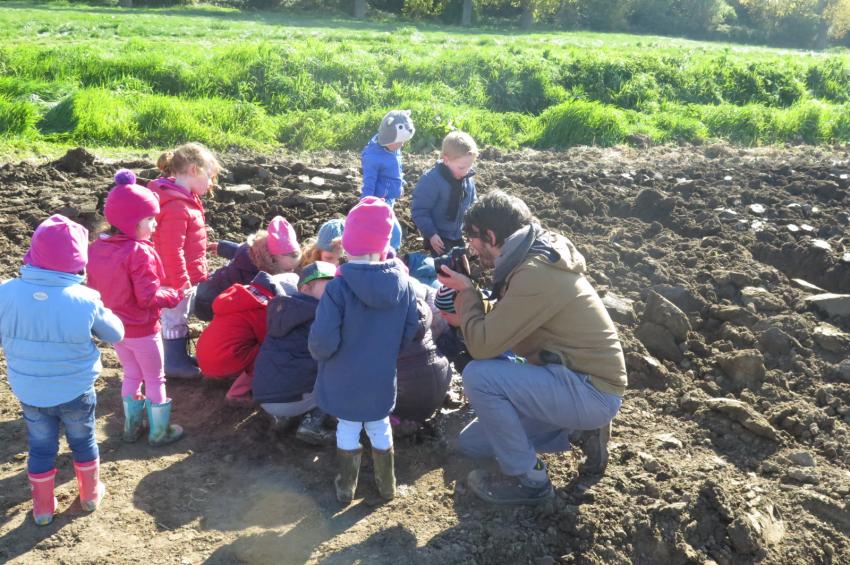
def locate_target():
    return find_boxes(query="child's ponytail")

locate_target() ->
[157,151,175,176]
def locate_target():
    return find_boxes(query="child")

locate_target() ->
[88,170,185,447]
[149,142,221,379]
[299,218,345,269]
[194,216,302,321]
[402,251,441,289]
[361,110,415,252]
[252,261,337,445]
[0,215,124,525]
[394,283,451,427]
[411,131,478,256]
[195,272,286,404]
[435,284,522,372]
[309,197,420,503]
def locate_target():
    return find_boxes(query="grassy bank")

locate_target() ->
[1,2,849,157]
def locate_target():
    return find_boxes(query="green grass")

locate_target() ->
[0,1,849,158]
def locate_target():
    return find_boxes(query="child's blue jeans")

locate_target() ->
[21,387,99,474]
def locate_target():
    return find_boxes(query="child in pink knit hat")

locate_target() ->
[194,215,301,321]
[309,196,420,504]
[88,169,185,448]
[1,215,124,526]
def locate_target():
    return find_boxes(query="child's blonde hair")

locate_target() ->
[299,236,344,269]
[442,131,479,159]
[157,142,222,182]
[248,230,301,275]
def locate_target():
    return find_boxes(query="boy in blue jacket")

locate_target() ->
[0,215,124,525]
[411,131,478,256]
[360,110,415,252]
[252,261,337,445]
[309,197,419,504]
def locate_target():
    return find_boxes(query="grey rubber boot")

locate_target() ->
[335,447,362,504]
[163,337,201,379]
[372,447,397,500]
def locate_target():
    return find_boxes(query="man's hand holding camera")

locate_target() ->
[436,249,473,327]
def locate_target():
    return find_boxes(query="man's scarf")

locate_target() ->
[491,224,559,298]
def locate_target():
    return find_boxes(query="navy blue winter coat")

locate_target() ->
[195,241,257,321]
[252,292,319,404]
[411,163,476,242]
[309,260,419,422]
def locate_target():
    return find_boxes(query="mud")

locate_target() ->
[2,143,850,564]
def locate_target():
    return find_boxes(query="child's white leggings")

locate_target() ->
[336,417,392,451]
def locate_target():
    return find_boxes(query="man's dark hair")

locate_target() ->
[463,190,533,246]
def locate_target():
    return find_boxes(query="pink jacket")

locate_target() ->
[87,234,181,338]
[148,177,208,289]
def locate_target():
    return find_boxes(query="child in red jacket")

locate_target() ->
[195,272,284,404]
[149,143,221,379]
[88,170,184,446]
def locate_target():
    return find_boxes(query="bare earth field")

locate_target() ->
[1,143,850,564]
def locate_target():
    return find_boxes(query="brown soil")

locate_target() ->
[2,144,850,564]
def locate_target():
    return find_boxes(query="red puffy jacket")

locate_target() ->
[148,177,208,289]
[196,283,273,378]
[87,234,181,338]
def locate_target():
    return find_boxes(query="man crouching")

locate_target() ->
[438,190,627,505]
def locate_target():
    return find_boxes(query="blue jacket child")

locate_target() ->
[252,292,320,405]
[411,162,476,247]
[309,260,420,423]
[0,215,124,526]
[360,110,415,205]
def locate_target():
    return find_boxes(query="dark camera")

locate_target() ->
[434,246,469,277]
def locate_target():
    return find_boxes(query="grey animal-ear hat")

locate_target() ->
[377,110,415,146]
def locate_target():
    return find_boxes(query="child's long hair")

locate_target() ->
[298,236,343,269]
[248,230,300,275]
[157,142,222,189]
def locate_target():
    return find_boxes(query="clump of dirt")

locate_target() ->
[1,144,850,564]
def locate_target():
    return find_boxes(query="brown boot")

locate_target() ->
[372,447,396,500]
[335,447,362,504]
[577,421,612,474]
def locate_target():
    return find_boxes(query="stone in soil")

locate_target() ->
[717,349,766,390]
[812,324,850,354]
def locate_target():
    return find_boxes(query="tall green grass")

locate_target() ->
[0,2,849,154]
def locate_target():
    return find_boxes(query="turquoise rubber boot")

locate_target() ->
[122,396,146,443]
[145,399,184,447]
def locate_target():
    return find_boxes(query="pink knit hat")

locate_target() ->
[267,216,299,255]
[104,169,160,238]
[23,214,89,274]
[342,197,394,257]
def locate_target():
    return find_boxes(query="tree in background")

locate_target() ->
[737,0,850,47]
[354,0,367,18]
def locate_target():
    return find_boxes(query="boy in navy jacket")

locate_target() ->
[411,131,478,256]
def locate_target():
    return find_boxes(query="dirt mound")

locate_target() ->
[1,144,850,564]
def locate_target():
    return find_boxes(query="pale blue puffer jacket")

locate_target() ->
[0,265,124,407]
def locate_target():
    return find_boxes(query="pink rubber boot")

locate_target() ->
[73,459,106,512]
[225,370,254,406]
[28,469,58,526]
